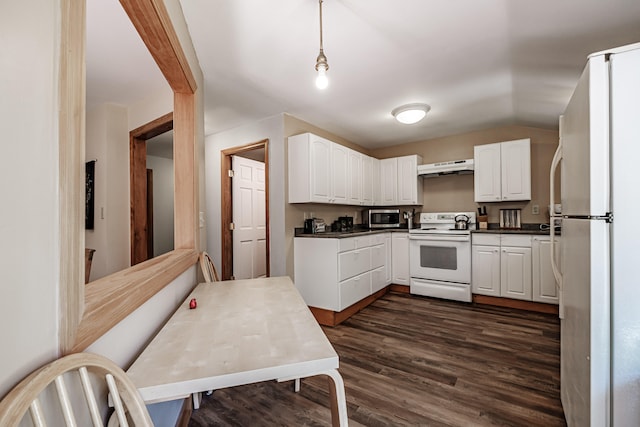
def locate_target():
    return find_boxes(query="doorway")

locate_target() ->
[130,112,173,265]
[221,139,270,280]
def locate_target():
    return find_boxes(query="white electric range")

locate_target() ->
[408,212,476,302]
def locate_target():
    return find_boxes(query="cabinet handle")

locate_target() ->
[494,249,499,253]
[496,196,500,200]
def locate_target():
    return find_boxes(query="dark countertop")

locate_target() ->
[472,223,561,236]
[295,224,561,238]
[294,226,412,238]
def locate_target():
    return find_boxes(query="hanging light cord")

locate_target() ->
[319,0,324,52]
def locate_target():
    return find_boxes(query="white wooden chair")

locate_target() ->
[0,352,153,427]
[199,251,220,282]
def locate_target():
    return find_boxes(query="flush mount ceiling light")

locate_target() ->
[392,103,431,124]
[314,0,329,90]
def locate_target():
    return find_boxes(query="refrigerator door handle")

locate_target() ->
[549,138,564,318]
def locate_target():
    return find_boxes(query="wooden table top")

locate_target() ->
[126,276,339,404]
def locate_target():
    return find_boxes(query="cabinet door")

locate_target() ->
[474,142,502,202]
[472,245,501,296]
[397,155,421,205]
[500,246,532,300]
[372,158,381,206]
[380,158,397,205]
[361,155,373,205]
[309,136,332,203]
[331,143,349,204]
[532,236,560,304]
[501,139,531,201]
[391,232,410,285]
[348,149,362,205]
[384,233,392,284]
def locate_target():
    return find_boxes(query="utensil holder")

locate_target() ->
[478,215,488,229]
[499,209,521,229]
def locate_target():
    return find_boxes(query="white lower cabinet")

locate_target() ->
[391,232,410,285]
[500,242,532,301]
[294,233,391,311]
[472,233,557,304]
[471,243,501,296]
[532,236,561,304]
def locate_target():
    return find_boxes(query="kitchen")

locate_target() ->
[4,1,640,426]
[290,126,560,319]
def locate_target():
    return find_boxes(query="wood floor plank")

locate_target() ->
[188,292,566,426]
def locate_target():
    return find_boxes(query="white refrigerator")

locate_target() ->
[550,42,640,426]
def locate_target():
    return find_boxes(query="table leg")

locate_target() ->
[295,378,301,392]
[192,392,201,410]
[324,370,348,427]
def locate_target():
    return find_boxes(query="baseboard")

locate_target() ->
[389,284,410,294]
[472,294,559,315]
[309,287,390,327]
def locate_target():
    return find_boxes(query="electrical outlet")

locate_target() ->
[532,204,540,215]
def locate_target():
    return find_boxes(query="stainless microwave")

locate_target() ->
[365,209,401,229]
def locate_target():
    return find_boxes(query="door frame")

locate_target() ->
[130,112,173,265]
[221,139,270,280]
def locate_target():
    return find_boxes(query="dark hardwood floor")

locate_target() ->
[189,292,566,426]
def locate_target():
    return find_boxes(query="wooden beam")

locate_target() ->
[118,0,196,93]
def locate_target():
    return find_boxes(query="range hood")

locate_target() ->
[417,159,474,177]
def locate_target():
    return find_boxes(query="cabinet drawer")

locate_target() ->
[370,243,385,269]
[372,233,387,245]
[340,272,371,311]
[501,234,532,247]
[473,234,500,246]
[371,266,386,293]
[338,247,371,281]
[339,235,372,252]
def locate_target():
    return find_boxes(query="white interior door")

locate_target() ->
[232,155,266,279]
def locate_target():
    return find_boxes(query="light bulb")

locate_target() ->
[316,66,329,90]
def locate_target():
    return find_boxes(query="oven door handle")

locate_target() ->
[409,234,470,242]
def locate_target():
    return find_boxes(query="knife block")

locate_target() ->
[477,215,488,229]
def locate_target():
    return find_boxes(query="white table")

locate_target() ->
[126,276,348,426]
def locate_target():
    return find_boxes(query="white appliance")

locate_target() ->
[417,159,474,177]
[409,212,476,302]
[549,42,640,426]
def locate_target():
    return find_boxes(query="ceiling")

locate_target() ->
[87,0,640,149]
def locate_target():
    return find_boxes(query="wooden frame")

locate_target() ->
[130,112,174,265]
[220,140,270,280]
[60,0,199,354]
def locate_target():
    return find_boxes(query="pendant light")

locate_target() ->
[315,0,329,89]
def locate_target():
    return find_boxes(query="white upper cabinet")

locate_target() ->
[331,142,349,204]
[474,138,531,202]
[289,132,422,206]
[361,154,373,205]
[379,158,398,205]
[289,133,331,203]
[348,149,362,205]
[379,155,423,206]
[371,158,381,206]
[397,155,423,205]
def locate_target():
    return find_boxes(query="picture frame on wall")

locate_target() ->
[85,160,95,230]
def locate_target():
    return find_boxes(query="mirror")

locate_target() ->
[61,0,198,353]
[85,0,172,280]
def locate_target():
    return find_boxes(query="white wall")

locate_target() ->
[85,103,130,280]
[147,155,175,256]
[205,114,287,277]
[0,0,62,397]
[0,3,204,426]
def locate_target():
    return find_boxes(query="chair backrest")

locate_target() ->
[0,352,153,427]
[199,251,220,282]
